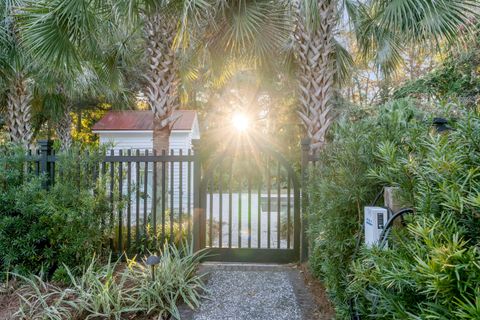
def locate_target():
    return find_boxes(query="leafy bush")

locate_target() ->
[307,100,480,318]
[14,244,205,320]
[348,111,480,319]
[307,99,425,316]
[0,144,111,279]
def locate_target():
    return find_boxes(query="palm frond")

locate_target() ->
[207,0,292,65]
[334,39,354,86]
[371,0,479,47]
[17,0,107,73]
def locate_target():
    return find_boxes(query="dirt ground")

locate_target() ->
[298,263,336,319]
[0,283,20,320]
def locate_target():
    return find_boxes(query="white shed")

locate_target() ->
[92,110,200,217]
[92,110,200,153]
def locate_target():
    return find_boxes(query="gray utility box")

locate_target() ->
[364,206,388,248]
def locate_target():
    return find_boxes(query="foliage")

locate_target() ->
[394,34,480,108]
[307,99,480,318]
[130,244,206,319]
[14,244,205,320]
[347,110,480,319]
[0,143,111,279]
[306,99,427,317]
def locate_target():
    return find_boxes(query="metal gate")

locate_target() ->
[193,141,301,263]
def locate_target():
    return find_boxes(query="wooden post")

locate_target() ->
[384,187,402,213]
[384,187,406,227]
[38,140,53,190]
[300,138,311,262]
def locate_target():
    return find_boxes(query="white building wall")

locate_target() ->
[98,131,153,154]
[170,131,194,212]
[95,122,199,224]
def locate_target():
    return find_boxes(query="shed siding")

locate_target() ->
[170,131,194,211]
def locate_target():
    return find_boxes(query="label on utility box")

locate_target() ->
[364,207,388,248]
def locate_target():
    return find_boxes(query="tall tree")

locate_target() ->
[295,0,479,154]
[18,0,143,150]
[0,0,34,148]
[295,0,338,152]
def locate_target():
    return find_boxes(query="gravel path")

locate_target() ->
[180,263,319,320]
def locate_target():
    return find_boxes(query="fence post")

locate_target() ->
[192,139,204,252]
[38,140,53,190]
[300,138,311,262]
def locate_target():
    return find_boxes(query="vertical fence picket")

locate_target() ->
[218,168,223,248]
[187,150,192,241]
[287,171,291,249]
[161,150,166,244]
[101,154,107,230]
[228,166,233,248]
[135,150,140,247]
[109,149,115,250]
[143,149,149,248]
[248,174,251,248]
[209,179,213,247]
[127,150,132,252]
[118,150,123,256]
[267,157,271,249]
[179,149,183,238]
[277,162,281,249]
[170,149,174,245]
[152,149,158,248]
[238,177,242,248]
[258,179,261,249]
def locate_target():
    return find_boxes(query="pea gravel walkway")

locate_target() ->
[179,263,320,320]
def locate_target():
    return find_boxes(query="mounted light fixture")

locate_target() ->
[432,117,451,133]
[146,255,160,281]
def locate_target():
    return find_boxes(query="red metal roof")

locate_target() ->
[92,110,197,131]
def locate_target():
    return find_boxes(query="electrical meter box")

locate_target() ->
[364,207,389,248]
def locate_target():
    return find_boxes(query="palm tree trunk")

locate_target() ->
[295,0,337,155]
[6,74,33,148]
[144,13,179,153]
[56,104,73,151]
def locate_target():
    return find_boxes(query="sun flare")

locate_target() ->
[232,113,250,132]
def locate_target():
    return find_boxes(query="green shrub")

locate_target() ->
[347,111,480,319]
[307,99,425,317]
[0,144,111,279]
[308,100,480,318]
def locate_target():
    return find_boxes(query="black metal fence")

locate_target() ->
[25,138,313,263]
[29,140,197,256]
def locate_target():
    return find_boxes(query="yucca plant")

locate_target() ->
[129,243,206,320]
[13,273,80,320]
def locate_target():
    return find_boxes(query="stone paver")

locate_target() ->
[180,263,317,320]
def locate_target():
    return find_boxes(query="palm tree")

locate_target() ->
[143,12,182,152]
[295,0,479,154]
[18,0,143,150]
[0,0,34,148]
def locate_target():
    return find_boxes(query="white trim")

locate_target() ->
[94,129,195,134]
[171,129,192,133]
[93,130,153,134]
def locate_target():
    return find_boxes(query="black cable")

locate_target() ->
[378,208,414,249]
[349,190,414,320]
[350,188,385,320]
